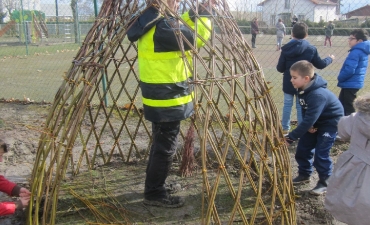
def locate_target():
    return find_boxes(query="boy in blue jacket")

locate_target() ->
[337,29,370,116]
[277,22,334,134]
[285,60,344,196]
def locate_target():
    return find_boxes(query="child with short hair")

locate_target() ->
[277,22,334,135]
[325,93,370,225]
[284,60,344,195]
[337,29,370,116]
[0,139,31,215]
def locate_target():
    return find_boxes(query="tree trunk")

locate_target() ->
[71,0,79,43]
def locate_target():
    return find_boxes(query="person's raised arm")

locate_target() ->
[127,6,161,42]
[311,49,334,69]
[288,94,326,141]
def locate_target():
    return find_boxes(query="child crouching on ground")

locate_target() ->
[325,93,370,225]
[0,139,31,216]
[284,60,344,195]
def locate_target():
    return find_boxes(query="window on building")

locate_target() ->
[284,0,290,9]
[271,15,276,25]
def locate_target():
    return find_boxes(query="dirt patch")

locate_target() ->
[0,102,348,224]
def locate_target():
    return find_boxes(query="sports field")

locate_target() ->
[0,34,369,117]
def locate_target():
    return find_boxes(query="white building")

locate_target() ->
[257,0,340,26]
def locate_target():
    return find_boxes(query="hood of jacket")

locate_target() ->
[354,93,370,139]
[281,39,311,58]
[356,113,370,140]
[350,40,370,55]
[298,73,327,95]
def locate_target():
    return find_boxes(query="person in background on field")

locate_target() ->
[325,93,370,225]
[337,29,370,116]
[127,0,213,208]
[276,18,286,51]
[324,21,335,47]
[289,14,298,39]
[277,22,334,135]
[251,17,259,48]
[0,139,31,216]
[284,60,344,196]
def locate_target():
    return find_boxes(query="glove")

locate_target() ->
[284,135,294,144]
[189,3,215,22]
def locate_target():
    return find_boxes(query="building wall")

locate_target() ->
[261,0,316,25]
[261,0,338,25]
[313,5,338,22]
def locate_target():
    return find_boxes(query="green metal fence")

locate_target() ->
[0,0,369,119]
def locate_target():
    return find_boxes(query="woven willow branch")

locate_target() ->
[28,0,296,224]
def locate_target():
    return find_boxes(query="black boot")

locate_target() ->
[310,177,329,196]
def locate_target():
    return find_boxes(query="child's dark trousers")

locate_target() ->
[339,88,359,116]
[295,130,336,180]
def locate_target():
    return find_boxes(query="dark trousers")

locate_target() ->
[251,33,257,47]
[339,88,359,116]
[324,36,332,46]
[144,121,180,200]
[295,130,336,180]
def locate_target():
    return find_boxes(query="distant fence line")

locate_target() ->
[1,22,369,40]
[0,22,369,114]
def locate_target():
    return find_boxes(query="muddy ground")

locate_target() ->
[0,102,348,224]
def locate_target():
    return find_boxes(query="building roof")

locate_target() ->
[258,0,337,6]
[343,4,370,16]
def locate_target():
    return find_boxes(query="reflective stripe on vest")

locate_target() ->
[142,91,194,107]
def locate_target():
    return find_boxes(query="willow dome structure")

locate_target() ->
[28,0,296,224]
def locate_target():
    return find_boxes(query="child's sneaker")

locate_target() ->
[143,195,185,208]
[310,178,329,195]
[292,175,310,185]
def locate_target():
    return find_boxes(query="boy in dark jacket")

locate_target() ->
[0,139,31,215]
[337,29,370,116]
[285,61,344,196]
[277,22,334,134]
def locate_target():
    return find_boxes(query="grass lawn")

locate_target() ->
[0,34,369,118]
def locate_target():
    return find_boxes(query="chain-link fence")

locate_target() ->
[0,0,369,116]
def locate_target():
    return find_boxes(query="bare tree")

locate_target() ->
[70,0,78,43]
[2,0,20,17]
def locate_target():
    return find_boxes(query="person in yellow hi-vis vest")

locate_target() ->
[127,0,213,207]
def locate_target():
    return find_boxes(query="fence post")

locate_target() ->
[20,0,29,55]
[94,0,108,107]
[55,0,59,35]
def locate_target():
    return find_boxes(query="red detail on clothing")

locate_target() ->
[0,175,18,215]
[0,176,17,195]
[0,202,16,216]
